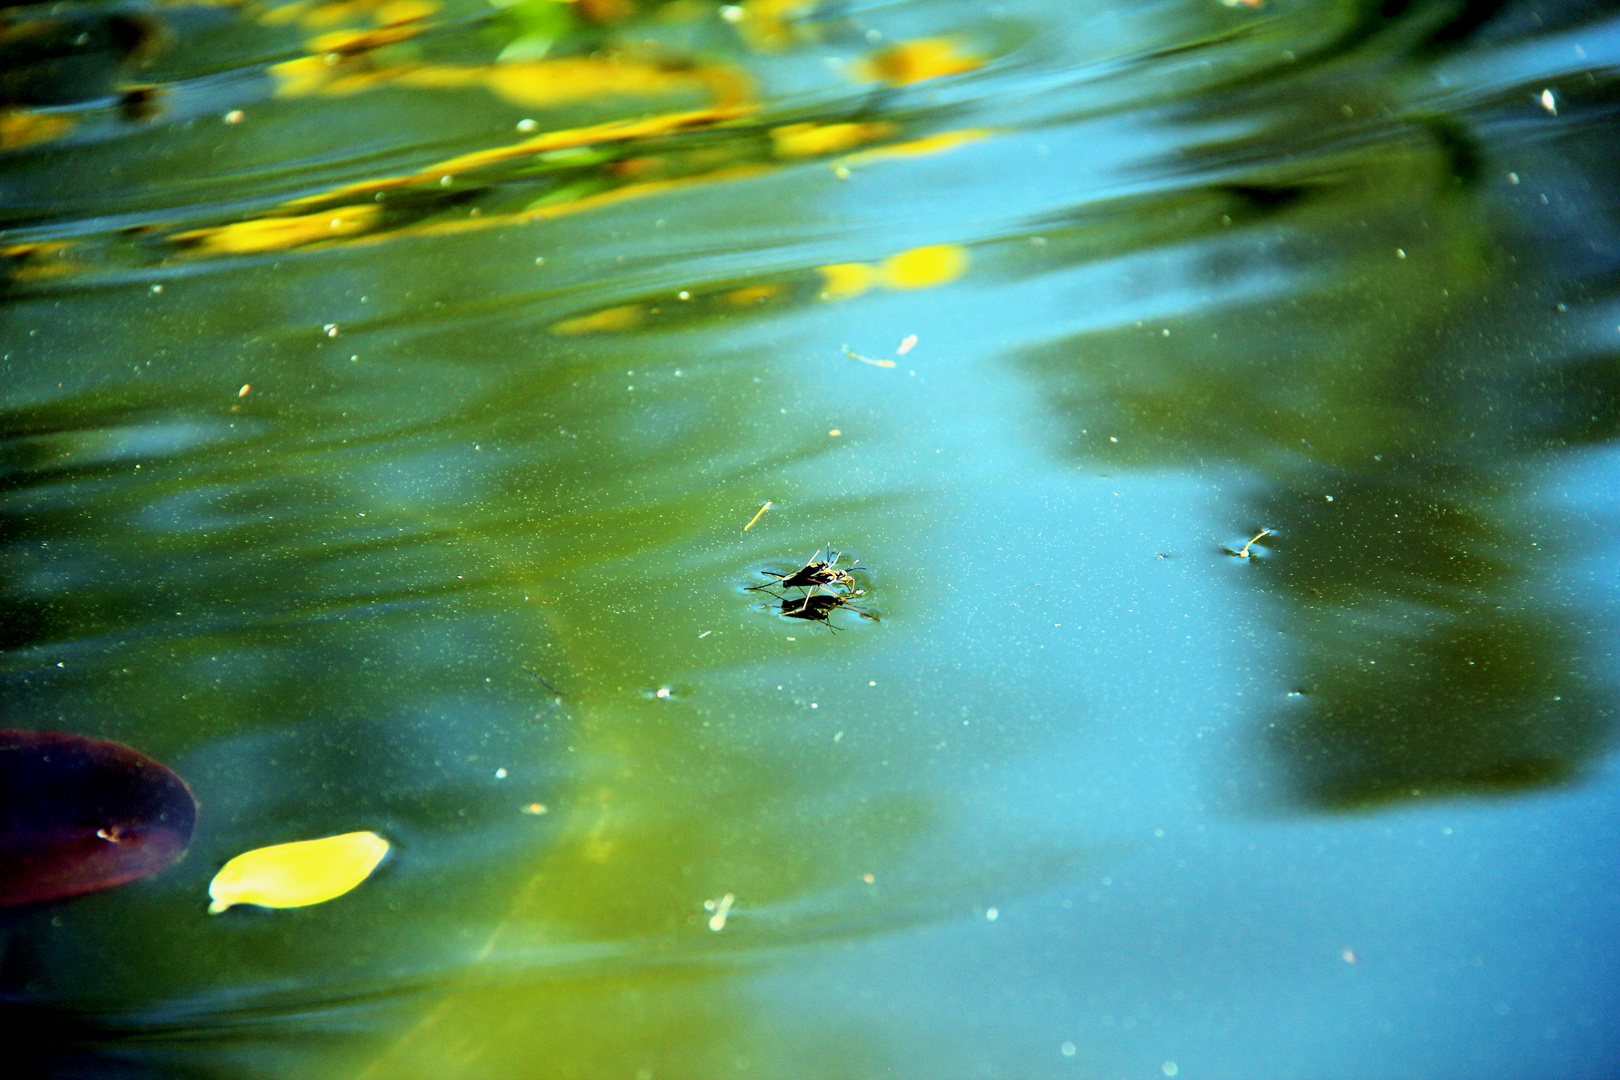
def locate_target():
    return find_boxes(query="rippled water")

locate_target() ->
[4,0,1620,1076]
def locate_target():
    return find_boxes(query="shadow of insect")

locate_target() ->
[779,592,877,630]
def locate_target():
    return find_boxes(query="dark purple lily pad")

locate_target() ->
[0,730,197,906]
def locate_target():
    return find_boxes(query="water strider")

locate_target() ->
[749,549,865,596]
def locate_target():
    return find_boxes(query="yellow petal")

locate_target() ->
[208,831,390,913]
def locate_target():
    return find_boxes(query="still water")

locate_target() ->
[3,0,1619,1076]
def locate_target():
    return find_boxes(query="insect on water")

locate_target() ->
[750,549,864,596]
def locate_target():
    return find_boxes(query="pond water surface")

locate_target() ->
[3,0,1620,1077]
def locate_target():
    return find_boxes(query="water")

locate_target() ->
[3,0,1619,1076]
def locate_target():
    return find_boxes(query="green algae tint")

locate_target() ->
[3,1,1620,1078]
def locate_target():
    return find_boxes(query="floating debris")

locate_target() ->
[842,345,895,368]
[208,830,389,913]
[1225,529,1273,558]
[743,501,773,531]
[704,892,735,931]
[0,730,197,906]
[897,333,918,355]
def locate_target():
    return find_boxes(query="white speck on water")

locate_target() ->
[517,118,537,132]
[1061,1042,1076,1058]
[494,768,507,779]
[1539,88,1557,114]
[655,687,672,698]
[704,892,735,930]
[1163,1063,1179,1077]
[323,323,339,337]
[985,907,999,921]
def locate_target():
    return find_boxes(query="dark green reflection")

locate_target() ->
[1010,82,1618,809]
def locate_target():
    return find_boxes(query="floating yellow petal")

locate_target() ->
[208,830,390,913]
